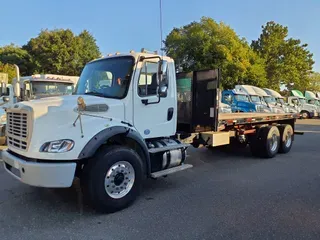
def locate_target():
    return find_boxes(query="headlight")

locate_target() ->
[40,139,74,153]
[0,114,6,124]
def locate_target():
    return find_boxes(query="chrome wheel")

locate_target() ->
[104,161,135,199]
[285,132,292,148]
[270,133,278,152]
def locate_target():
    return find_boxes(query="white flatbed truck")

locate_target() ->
[1,50,300,213]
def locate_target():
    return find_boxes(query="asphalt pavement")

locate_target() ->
[1,119,320,240]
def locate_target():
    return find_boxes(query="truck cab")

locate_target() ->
[234,85,271,112]
[251,86,285,114]
[288,90,318,118]
[222,89,258,112]
[263,88,299,114]
[304,90,320,116]
[0,74,79,145]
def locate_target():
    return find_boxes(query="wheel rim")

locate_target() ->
[270,133,278,152]
[285,131,292,148]
[104,161,135,199]
[302,112,308,118]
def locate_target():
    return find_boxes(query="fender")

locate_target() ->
[78,126,151,176]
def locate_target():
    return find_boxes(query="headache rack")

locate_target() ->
[176,69,220,133]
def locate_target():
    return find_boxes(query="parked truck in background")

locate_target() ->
[234,85,271,112]
[250,86,285,113]
[2,50,299,213]
[304,90,320,115]
[289,90,318,118]
[222,89,265,112]
[263,88,299,114]
[0,65,79,145]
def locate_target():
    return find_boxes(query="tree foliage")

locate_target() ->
[23,29,101,76]
[164,17,267,89]
[0,44,33,75]
[307,72,320,92]
[0,63,16,84]
[252,21,314,91]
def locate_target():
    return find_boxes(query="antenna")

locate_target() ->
[159,0,164,58]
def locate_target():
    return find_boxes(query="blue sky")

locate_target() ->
[1,0,320,71]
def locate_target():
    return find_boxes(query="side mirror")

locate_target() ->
[3,96,9,103]
[158,85,168,98]
[158,60,168,83]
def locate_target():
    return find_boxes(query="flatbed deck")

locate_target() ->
[218,112,296,126]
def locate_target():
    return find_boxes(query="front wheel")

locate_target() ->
[300,111,310,119]
[81,146,144,213]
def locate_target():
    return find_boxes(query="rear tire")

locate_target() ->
[278,124,293,154]
[259,126,280,158]
[81,145,144,213]
[249,126,280,158]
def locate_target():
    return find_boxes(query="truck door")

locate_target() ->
[133,59,176,139]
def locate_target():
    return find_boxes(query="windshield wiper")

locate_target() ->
[84,91,105,97]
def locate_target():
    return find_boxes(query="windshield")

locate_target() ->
[250,95,261,103]
[299,98,306,104]
[234,94,249,102]
[32,82,74,97]
[75,56,134,99]
[264,96,276,103]
[309,99,320,105]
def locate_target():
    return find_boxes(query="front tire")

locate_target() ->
[81,146,144,213]
[300,111,310,119]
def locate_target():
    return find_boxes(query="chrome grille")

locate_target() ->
[7,111,29,150]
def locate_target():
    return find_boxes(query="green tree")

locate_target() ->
[23,29,101,76]
[0,44,34,75]
[252,21,314,91]
[77,30,101,73]
[0,62,16,84]
[307,72,320,92]
[164,17,267,89]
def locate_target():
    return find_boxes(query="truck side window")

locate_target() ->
[224,93,232,103]
[138,62,159,97]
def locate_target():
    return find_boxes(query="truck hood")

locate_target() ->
[302,103,317,110]
[236,101,255,108]
[7,95,126,160]
[17,95,125,120]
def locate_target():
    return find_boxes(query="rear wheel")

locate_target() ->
[81,146,144,213]
[249,126,280,158]
[278,124,293,154]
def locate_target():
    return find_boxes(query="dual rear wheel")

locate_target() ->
[249,124,293,158]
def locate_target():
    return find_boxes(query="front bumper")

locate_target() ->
[310,111,318,118]
[2,150,76,188]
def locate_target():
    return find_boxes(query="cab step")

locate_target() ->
[148,143,190,154]
[150,164,193,179]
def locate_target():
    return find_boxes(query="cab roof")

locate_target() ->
[89,49,173,64]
